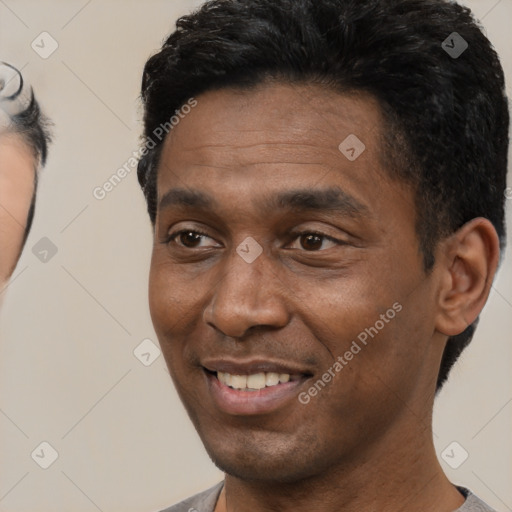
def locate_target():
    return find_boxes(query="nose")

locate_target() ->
[203,249,290,338]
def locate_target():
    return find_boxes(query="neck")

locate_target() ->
[217,415,464,512]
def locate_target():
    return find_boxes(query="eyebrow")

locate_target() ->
[270,187,369,218]
[158,188,215,212]
[158,186,369,218]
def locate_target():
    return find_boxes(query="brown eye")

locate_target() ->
[168,229,220,249]
[179,231,203,248]
[300,233,324,251]
[288,231,340,252]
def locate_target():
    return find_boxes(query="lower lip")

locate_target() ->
[205,371,306,416]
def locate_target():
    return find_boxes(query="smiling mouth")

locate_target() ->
[202,366,312,415]
[215,371,303,391]
[203,367,307,391]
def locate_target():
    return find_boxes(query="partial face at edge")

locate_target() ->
[148,83,445,482]
[0,133,35,289]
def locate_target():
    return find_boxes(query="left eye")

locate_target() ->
[289,233,339,251]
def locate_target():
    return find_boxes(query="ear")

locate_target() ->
[435,218,500,337]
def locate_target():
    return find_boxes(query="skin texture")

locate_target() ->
[0,133,35,294]
[149,83,499,512]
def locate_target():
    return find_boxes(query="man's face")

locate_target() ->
[149,83,444,482]
[0,133,35,289]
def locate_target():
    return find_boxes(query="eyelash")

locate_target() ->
[165,229,345,249]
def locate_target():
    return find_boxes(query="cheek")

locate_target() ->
[148,256,209,357]
[291,273,393,346]
[148,266,193,389]
[149,253,190,311]
[293,269,429,393]
[148,261,167,328]
[149,259,183,348]
[334,291,435,411]
[0,220,24,281]
[0,167,34,281]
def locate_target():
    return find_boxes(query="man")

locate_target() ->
[0,62,50,295]
[136,0,509,510]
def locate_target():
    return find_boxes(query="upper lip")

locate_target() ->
[202,358,313,376]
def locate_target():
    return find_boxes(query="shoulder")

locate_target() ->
[158,482,224,512]
[456,487,497,512]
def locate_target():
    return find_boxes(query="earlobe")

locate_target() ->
[435,218,500,337]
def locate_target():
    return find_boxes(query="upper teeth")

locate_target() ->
[217,372,291,390]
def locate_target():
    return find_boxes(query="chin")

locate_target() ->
[211,454,315,483]
[200,427,326,484]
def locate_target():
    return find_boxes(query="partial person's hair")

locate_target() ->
[136,0,509,391]
[0,61,52,243]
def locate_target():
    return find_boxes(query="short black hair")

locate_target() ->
[137,0,509,391]
[1,62,52,243]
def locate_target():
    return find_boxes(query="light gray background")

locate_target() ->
[0,1,511,511]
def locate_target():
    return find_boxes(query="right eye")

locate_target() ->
[168,230,220,249]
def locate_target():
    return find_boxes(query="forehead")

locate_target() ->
[164,83,381,157]
[155,82,391,208]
